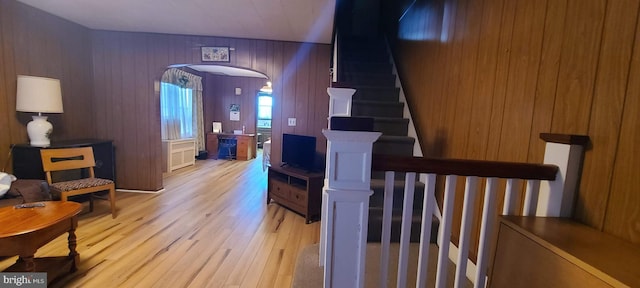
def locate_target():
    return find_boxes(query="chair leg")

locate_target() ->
[109,186,117,219]
[89,195,95,212]
[61,193,68,201]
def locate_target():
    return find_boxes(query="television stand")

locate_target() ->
[267,165,324,223]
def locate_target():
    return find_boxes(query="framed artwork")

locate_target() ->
[201,46,230,62]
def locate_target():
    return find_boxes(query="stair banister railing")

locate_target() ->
[320,133,588,288]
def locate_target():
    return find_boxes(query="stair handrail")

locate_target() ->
[372,154,558,180]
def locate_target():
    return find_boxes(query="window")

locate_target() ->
[161,82,194,139]
[257,93,272,128]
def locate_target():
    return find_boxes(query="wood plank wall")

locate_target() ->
[1,1,331,191]
[92,32,331,191]
[0,0,94,172]
[203,75,266,137]
[383,0,640,244]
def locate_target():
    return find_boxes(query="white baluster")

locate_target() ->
[502,179,520,215]
[397,172,416,288]
[474,178,497,288]
[379,171,395,288]
[523,180,540,216]
[416,173,436,288]
[455,176,478,288]
[436,175,457,288]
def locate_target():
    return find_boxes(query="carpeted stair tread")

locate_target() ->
[353,99,403,106]
[341,61,393,73]
[292,244,471,288]
[376,135,416,143]
[353,101,404,118]
[372,117,410,136]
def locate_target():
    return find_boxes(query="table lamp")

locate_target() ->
[15,75,64,147]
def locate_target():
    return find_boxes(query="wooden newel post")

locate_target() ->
[538,133,590,217]
[319,129,381,288]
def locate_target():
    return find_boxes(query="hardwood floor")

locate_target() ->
[0,154,321,287]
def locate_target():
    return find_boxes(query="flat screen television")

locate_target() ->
[281,133,316,172]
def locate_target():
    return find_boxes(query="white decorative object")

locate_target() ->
[16,75,64,147]
[212,122,222,133]
[0,172,16,198]
[319,129,381,288]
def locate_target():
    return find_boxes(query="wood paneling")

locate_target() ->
[0,0,93,173]
[203,74,265,136]
[91,31,331,190]
[385,0,640,244]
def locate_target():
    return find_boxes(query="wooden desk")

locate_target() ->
[206,133,256,161]
[0,201,83,284]
[489,216,640,288]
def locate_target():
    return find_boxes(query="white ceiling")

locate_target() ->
[16,0,337,44]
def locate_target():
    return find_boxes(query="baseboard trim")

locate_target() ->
[116,188,165,194]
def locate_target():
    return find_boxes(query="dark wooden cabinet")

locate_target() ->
[12,139,115,184]
[267,165,323,223]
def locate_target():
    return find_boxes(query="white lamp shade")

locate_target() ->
[16,75,64,113]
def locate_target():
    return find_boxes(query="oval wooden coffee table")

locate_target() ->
[0,201,82,284]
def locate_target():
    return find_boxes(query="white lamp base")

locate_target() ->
[26,115,53,147]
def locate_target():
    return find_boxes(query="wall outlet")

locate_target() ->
[288,118,296,126]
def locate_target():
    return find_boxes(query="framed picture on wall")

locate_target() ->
[201,46,230,62]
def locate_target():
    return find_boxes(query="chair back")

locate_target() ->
[40,147,97,184]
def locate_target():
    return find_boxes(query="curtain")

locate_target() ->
[160,69,205,151]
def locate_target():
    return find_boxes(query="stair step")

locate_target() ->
[342,72,396,84]
[373,135,415,157]
[341,61,392,74]
[353,100,404,118]
[373,117,409,136]
[342,54,390,63]
[342,74,396,86]
[347,86,400,102]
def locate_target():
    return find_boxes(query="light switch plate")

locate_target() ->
[288,118,296,126]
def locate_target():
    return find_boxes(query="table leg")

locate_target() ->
[67,217,79,272]
[17,255,35,272]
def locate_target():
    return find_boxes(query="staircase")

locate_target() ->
[335,36,436,243]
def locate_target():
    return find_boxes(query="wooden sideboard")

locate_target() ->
[489,216,640,288]
[206,133,256,161]
[12,139,115,183]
